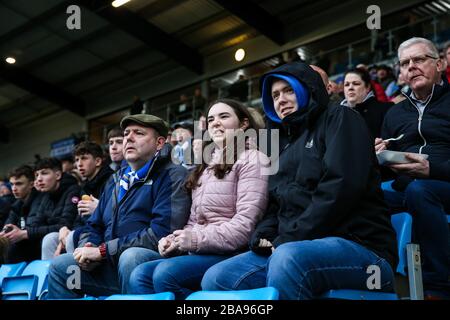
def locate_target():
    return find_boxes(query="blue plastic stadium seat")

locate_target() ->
[49,296,98,300]
[0,262,27,286]
[186,287,279,300]
[2,275,38,300]
[320,289,398,300]
[381,180,396,193]
[391,212,412,276]
[319,212,412,300]
[1,260,51,300]
[105,292,175,300]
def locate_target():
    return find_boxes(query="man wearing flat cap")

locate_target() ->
[48,114,191,298]
[171,121,195,169]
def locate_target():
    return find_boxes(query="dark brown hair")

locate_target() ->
[74,141,104,159]
[344,68,372,89]
[8,165,34,181]
[107,126,124,141]
[185,99,258,191]
[35,157,62,172]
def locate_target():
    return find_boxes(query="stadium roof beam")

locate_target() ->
[138,0,185,19]
[75,0,203,74]
[211,0,286,46]
[0,64,86,116]
[23,25,113,70]
[59,46,149,86]
[0,1,72,44]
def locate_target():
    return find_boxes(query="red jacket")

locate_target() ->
[371,80,389,102]
[446,66,450,84]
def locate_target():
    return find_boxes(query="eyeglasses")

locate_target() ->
[397,54,438,69]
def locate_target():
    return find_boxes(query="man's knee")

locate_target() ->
[405,180,428,199]
[405,180,440,213]
[49,253,78,278]
[118,247,140,267]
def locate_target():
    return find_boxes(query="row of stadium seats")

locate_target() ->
[0,259,280,300]
[1,212,448,300]
[78,287,280,300]
[0,260,50,300]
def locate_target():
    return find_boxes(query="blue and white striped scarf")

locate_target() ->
[118,152,158,202]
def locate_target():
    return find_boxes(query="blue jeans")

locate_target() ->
[129,254,231,299]
[202,237,395,300]
[47,253,120,299]
[383,179,450,293]
[47,247,161,298]
[117,247,162,293]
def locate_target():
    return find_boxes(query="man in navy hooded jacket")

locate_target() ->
[202,62,397,300]
[47,114,191,298]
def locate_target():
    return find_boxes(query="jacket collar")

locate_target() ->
[340,91,375,108]
[402,80,449,107]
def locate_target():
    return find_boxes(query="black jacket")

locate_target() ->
[381,81,450,186]
[5,188,43,228]
[80,164,114,199]
[350,94,393,140]
[26,173,80,241]
[72,164,114,229]
[252,62,397,268]
[0,195,15,228]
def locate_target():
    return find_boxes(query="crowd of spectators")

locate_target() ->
[1,37,449,300]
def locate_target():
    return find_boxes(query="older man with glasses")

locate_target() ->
[375,37,450,299]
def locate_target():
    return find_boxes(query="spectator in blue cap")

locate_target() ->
[202,61,397,300]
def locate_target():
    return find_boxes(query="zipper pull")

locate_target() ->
[20,217,26,230]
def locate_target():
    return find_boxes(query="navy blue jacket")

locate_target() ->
[381,81,450,185]
[84,152,191,265]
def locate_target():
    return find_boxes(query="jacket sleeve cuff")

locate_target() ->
[190,230,198,252]
[25,227,34,240]
[106,238,119,258]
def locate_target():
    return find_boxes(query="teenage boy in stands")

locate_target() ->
[0,165,42,262]
[107,127,126,172]
[41,141,113,260]
[47,114,191,298]
[1,159,80,262]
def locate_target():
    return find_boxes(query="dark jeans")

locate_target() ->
[383,179,450,294]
